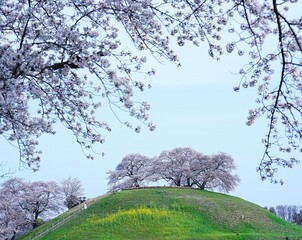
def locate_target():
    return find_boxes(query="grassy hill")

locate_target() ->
[19,188,302,240]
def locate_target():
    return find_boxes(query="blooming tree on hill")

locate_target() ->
[107,153,153,192]
[1,0,302,181]
[152,147,200,187]
[154,148,240,192]
[60,177,85,209]
[107,148,240,193]
[191,152,240,192]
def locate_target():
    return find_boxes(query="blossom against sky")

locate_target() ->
[3,40,302,207]
[2,0,302,209]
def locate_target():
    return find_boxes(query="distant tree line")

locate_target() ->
[0,177,85,240]
[107,147,240,193]
[265,205,302,226]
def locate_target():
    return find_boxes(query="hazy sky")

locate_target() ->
[2,8,302,207]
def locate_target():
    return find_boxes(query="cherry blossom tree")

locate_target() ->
[18,180,63,227]
[152,147,200,187]
[107,153,153,192]
[108,148,240,193]
[0,179,30,240]
[0,194,30,240]
[60,177,85,209]
[0,161,12,179]
[230,0,302,184]
[154,148,240,192]
[1,0,302,182]
[191,152,240,192]
[0,178,63,239]
[0,0,157,171]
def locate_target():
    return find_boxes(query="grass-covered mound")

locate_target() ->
[19,188,302,240]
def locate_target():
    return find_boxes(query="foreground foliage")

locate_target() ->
[1,1,302,181]
[19,188,302,240]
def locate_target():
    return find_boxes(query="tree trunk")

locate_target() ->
[199,181,206,190]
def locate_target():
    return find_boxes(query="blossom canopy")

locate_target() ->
[0,0,302,182]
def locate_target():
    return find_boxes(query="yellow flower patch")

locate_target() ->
[87,208,169,225]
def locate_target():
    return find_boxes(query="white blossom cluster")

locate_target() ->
[0,0,302,181]
[0,178,63,239]
[0,0,163,169]
[228,0,302,183]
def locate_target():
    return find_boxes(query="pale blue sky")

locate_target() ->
[2,15,302,208]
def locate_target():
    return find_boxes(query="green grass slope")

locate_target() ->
[19,188,302,240]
